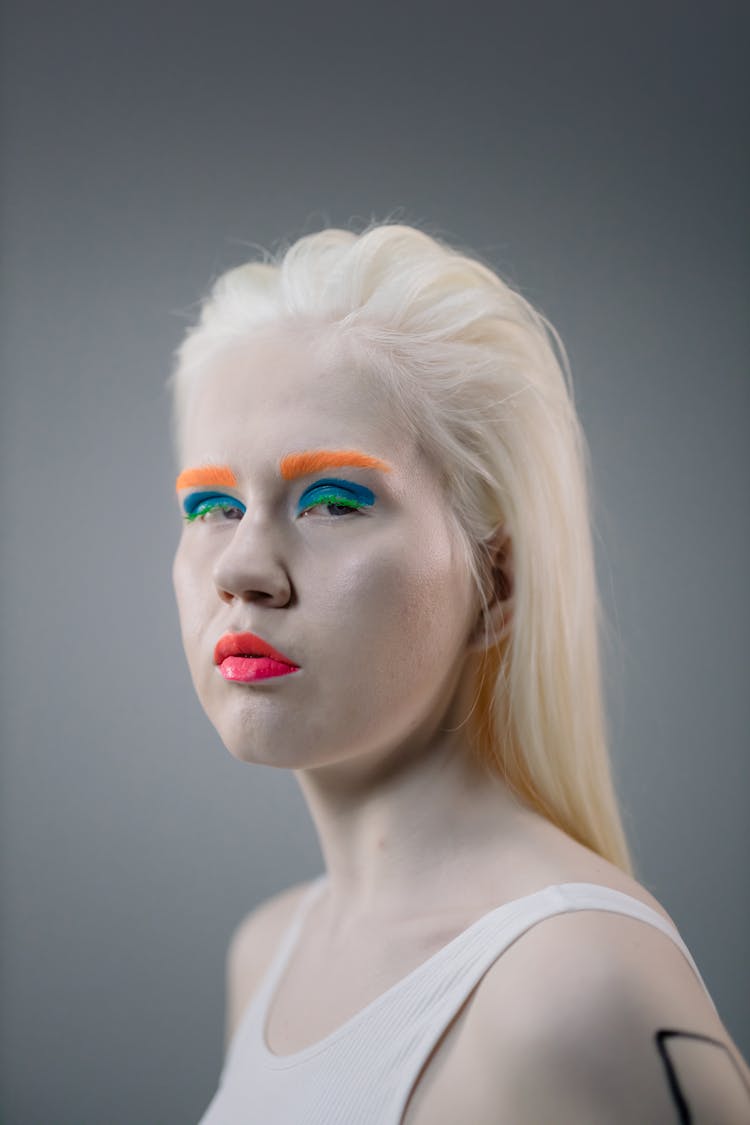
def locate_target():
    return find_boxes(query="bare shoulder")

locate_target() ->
[224,877,317,1049]
[469,904,750,1124]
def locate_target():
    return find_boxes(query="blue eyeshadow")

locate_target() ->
[182,491,246,516]
[297,478,376,512]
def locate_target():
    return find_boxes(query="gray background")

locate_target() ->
[1,1,747,1121]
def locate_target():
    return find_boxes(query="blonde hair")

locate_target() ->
[169,222,634,875]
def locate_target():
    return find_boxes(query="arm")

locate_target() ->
[472,911,750,1124]
[506,978,750,1123]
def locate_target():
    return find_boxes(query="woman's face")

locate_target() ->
[172,328,481,772]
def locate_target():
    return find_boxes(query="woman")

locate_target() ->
[170,223,749,1123]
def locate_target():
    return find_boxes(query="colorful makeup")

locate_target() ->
[297,478,376,515]
[175,450,391,495]
[175,465,238,491]
[280,448,393,480]
[177,449,387,521]
[182,491,246,523]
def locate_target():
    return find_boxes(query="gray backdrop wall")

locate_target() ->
[1,2,747,1121]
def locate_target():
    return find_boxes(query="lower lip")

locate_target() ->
[218,656,299,682]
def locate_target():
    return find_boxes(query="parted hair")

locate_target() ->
[169,221,634,875]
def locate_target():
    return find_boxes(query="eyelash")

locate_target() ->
[298,481,372,519]
[182,486,370,524]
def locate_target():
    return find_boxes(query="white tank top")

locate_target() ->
[198,875,717,1124]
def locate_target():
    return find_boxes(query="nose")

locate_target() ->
[212,512,293,607]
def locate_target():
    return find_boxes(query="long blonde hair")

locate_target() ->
[170,222,634,875]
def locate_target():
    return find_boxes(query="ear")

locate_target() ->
[466,525,514,654]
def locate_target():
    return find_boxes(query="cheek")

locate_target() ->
[172,538,208,638]
[311,544,475,747]
[333,531,473,666]
[397,562,471,662]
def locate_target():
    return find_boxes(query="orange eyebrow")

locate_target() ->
[279,449,393,480]
[175,465,238,491]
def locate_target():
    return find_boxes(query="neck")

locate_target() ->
[293,657,540,928]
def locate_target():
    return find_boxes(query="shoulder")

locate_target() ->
[224,877,317,1047]
[469,899,750,1124]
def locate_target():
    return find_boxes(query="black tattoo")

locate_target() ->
[655,1028,750,1124]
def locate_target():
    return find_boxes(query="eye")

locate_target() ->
[302,499,364,518]
[183,492,246,523]
[297,479,375,519]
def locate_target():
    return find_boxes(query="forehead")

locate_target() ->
[180,330,412,470]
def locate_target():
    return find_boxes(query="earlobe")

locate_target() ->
[467,527,514,653]
[467,599,513,653]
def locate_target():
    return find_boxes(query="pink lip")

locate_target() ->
[214,632,300,683]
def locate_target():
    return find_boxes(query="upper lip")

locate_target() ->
[214,631,298,667]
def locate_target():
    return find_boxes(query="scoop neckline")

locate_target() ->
[258,876,654,1067]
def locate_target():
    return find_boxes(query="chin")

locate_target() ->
[210,711,306,768]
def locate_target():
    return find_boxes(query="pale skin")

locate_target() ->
[173,326,750,1123]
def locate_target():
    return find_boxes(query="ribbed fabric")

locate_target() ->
[198,876,717,1124]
